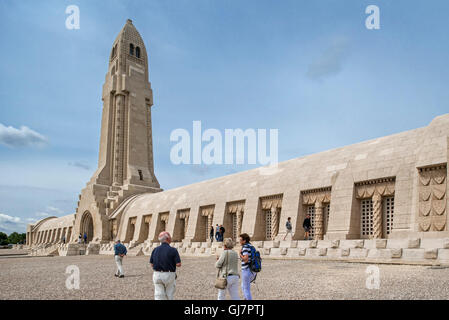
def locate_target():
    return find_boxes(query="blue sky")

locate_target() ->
[0,0,448,233]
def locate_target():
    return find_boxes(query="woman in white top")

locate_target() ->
[215,238,240,300]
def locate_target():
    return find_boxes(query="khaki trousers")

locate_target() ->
[153,271,176,300]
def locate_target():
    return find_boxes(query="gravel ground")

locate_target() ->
[1,255,449,300]
[0,249,29,256]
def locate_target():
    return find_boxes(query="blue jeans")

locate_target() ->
[241,268,255,300]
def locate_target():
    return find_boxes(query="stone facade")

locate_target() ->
[26,20,449,265]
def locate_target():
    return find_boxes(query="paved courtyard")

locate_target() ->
[1,254,449,300]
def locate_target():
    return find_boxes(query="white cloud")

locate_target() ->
[307,37,350,81]
[0,213,27,234]
[0,123,47,147]
[46,206,64,214]
[68,161,91,170]
[35,212,50,217]
[35,206,64,217]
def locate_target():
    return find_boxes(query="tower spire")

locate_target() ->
[73,20,162,243]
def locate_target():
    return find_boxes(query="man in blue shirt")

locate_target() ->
[114,239,127,278]
[150,231,181,300]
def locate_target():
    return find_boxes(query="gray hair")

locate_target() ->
[158,231,171,243]
[223,238,234,249]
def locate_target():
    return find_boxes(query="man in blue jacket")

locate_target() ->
[114,239,127,278]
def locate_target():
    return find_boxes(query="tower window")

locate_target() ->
[129,43,134,55]
[138,170,143,181]
[136,46,141,58]
[111,44,117,59]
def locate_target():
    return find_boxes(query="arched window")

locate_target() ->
[129,43,134,55]
[136,46,141,58]
[110,44,118,59]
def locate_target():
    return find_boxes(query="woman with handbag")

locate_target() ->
[215,238,240,300]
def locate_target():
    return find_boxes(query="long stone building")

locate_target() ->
[26,20,449,264]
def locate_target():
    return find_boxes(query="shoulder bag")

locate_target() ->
[214,250,229,289]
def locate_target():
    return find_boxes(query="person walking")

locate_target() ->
[215,224,220,241]
[303,214,312,240]
[114,239,127,278]
[78,234,82,244]
[215,238,240,300]
[61,234,66,244]
[239,233,256,300]
[83,232,87,244]
[283,217,293,241]
[210,226,214,242]
[150,231,181,300]
[219,225,225,242]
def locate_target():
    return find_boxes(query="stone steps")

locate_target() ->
[132,238,449,266]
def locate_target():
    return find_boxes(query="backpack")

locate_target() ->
[249,245,262,273]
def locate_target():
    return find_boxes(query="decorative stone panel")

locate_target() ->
[376,239,387,249]
[408,238,421,249]
[424,249,438,259]
[309,240,318,248]
[260,195,283,240]
[318,248,327,256]
[354,240,365,248]
[391,248,402,258]
[355,177,395,239]
[226,201,245,240]
[331,240,340,248]
[417,165,447,232]
[302,187,331,240]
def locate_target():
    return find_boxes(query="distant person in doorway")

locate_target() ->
[210,226,214,242]
[283,217,293,241]
[219,225,225,242]
[303,214,312,240]
[78,234,82,244]
[83,232,87,244]
[215,224,220,241]
[61,234,66,244]
[114,239,127,278]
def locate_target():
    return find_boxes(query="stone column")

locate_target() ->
[372,193,383,239]
[237,210,243,238]
[207,214,213,241]
[112,94,125,186]
[271,207,279,240]
[183,215,189,240]
[314,201,324,240]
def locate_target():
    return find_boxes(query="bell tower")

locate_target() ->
[73,19,162,243]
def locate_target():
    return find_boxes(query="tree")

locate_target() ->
[0,232,8,245]
[7,232,26,244]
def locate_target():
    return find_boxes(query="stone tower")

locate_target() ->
[73,19,162,243]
